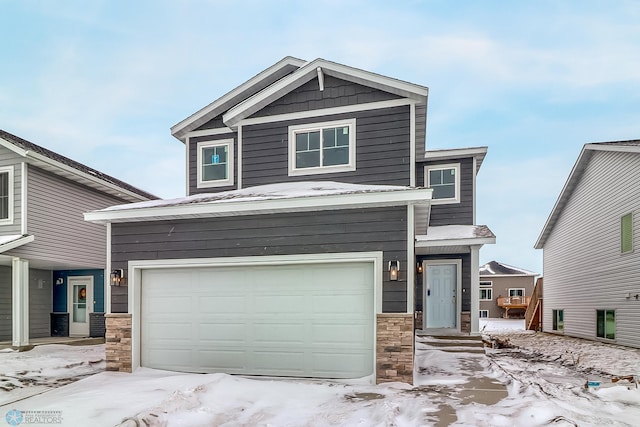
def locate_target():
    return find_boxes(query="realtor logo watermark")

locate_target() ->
[5,410,62,425]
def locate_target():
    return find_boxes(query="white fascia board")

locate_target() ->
[585,143,640,154]
[0,235,34,253]
[424,146,488,173]
[534,147,592,249]
[479,273,538,278]
[171,56,306,141]
[24,150,152,203]
[223,58,428,128]
[186,127,235,138]
[85,188,433,224]
[415,236,496,248]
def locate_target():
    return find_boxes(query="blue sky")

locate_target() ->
[2,1,640,273]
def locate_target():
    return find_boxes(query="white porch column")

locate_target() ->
[11,257,29,347]
[106,223,112,314]
[470,245,480,334]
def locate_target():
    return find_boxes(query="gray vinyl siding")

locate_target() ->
[7,165,125,268]
[188,133,238,195]
[542,150,640,348]
[29,269,52,339]
[418,157,474,226]
[0,266,11,340]
[415,253,471,312]
[0,147,23,235]
[415,103,427,159]
[111,207,408,313]
[250,75,401,118]
[242,106,411,187]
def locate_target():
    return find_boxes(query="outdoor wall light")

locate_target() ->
[416,262,423,274]
[110,269,124,286]
[388,261,400,281]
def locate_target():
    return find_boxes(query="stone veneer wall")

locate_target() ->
[105,313,132,372]
[376,313,414,384]
[461,311,471,333]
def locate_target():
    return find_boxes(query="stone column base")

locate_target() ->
[376,313,414,384]
[105,313,132,373]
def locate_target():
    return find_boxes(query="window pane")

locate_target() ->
[336,127,350,146]
[323,146,349,166]
[203,164,227,181]
[432,185,455,199]
[296,133,309,152]
[429,170,442,185]
[0,172,8,219]
[442,168,456,184]
[622,213,633,253]
[296,151,320,168]
[605,310,615,339]
[322,128,337,148]
[308,131,320,150]
[214,146,227,163]
[596,310,605,338]
[202,148,215,165]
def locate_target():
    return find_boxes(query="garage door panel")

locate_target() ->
[141,261,375,379]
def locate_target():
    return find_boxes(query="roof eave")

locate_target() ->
[85,188,433,224]
[415,236,496,247]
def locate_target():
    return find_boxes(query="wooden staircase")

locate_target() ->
[525,277,543,330]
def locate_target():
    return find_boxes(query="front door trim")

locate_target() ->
[68,275,94,337]
[422,259,462,331]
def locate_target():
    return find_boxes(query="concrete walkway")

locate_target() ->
[0,337,104,351]
[414,332,508,426]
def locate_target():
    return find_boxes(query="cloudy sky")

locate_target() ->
[2,1,639,273]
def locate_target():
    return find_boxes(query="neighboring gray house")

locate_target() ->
[85,57,495,384]
[0,130,155,348]
[478,261,537,319]
[535,140,640,348]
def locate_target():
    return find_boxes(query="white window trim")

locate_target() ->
[480,288,493,301]
[424,163,460,205]
[479,310,489,318]
[508,288,525,297]
[0,165,14,225]
[288,118,356,176]
[196,139,234,188]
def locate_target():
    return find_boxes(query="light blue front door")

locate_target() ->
[425,264,457,328]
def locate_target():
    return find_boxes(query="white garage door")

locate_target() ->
[140,261,374,379]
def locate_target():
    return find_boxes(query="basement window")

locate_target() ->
[596,309,615,340]
[552,309,564,332]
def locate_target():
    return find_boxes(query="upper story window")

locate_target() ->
[425,163,460,204]
[197,139,234,188]
[0,166,13,225]
[621,212,633,253]
[288,119,356,176]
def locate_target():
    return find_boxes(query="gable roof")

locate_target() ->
[422,146,488,173]
[171,56,306,142]
[480,260,537,276]
[171,57,429,139]
[0,129,157,203]
[535,140,640,249]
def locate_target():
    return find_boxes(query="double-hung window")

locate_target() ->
[480,288,492,301]
[0,166,13,225]
[288,119,356,176]
[197,139,234,188]
[425,163,460,204]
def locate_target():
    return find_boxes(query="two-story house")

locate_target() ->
[0,130,155,349]
[535,140,640,348]
[85,57,495,384]
[478,261,538,319]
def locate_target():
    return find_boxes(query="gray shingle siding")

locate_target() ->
[250,75,401,118]
[418,157,474,226]
[111,207,408,313]
[242,106,411,188]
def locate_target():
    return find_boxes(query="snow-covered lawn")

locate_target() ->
[1,330,639,426]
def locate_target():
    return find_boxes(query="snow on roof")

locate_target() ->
[416,225,495,242]
[480,260,537,276]
[0,234,34,253]
[101,181,419,212]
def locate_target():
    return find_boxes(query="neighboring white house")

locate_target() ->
[535,140,640,348]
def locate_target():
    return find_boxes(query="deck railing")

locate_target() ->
[497,296,531,307]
